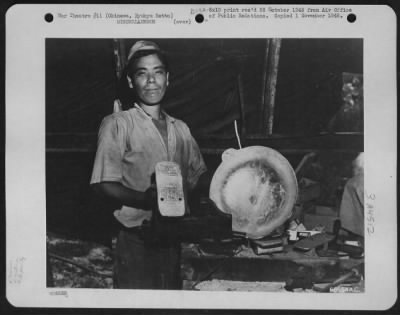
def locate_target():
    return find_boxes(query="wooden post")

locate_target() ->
[112,39,127,80]
[237,74,246,137]
[112,39,127,112]
[260,39,271,131]
[261,38,282,136]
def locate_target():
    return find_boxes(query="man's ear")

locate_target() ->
[126,75,133,88]
[166,72,169,86]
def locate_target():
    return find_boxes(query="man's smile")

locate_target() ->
[132,54,169,106]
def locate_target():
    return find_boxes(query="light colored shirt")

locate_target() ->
[91,104,207,227]
[339,173,364,236]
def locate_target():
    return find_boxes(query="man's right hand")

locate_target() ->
[92,182,156,211]
[144,185,158,211]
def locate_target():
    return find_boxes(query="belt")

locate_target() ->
[120,225,143,235]
[120,223,180,248]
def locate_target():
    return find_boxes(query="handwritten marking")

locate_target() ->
[8,257,26,285]
[49,290,69,298]
[366,192,376,236]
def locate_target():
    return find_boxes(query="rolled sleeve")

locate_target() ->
[90,115,127,184]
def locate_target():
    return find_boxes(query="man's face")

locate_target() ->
[131,54,169,106]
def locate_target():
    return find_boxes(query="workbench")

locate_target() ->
[181,242,364,292]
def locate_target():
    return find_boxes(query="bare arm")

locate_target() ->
[92,182,153,210]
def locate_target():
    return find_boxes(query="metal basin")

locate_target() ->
[209,146,298,239]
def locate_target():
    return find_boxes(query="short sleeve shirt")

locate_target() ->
[90,104,207,227]
[339,173,364,236]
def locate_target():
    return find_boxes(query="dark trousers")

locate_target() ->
[114,229,181,289]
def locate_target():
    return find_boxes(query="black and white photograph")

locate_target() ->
[45,38,365,292]
[5,4,397,310]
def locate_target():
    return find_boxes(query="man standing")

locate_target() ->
[90,40,207,289]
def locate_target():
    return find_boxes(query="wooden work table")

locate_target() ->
[180,242,364,292]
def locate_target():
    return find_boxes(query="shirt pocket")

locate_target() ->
[122,145,153,190]
[124,144,147,165]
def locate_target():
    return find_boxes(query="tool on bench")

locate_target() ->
[285,262,363,291]
[312,263,364,292]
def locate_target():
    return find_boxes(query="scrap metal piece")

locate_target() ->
[210,146,298,239]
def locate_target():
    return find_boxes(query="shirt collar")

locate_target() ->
[134,103,175,123]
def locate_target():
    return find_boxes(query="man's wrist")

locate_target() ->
[143,187,157,211]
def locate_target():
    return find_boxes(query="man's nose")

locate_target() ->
[147,73,155,83]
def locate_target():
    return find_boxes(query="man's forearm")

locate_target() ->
[93,182,149,209]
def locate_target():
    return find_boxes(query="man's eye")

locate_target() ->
[135,71,146,77]
[156,70,165,75]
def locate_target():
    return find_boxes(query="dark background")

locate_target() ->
[45,38,363,244]
[46,38,362,135]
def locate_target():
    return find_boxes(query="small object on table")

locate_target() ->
[294,233,336,251]
[330,242,364,259]
[250,238,284,255]
[303,213,340,234]
[288,229,322,242]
